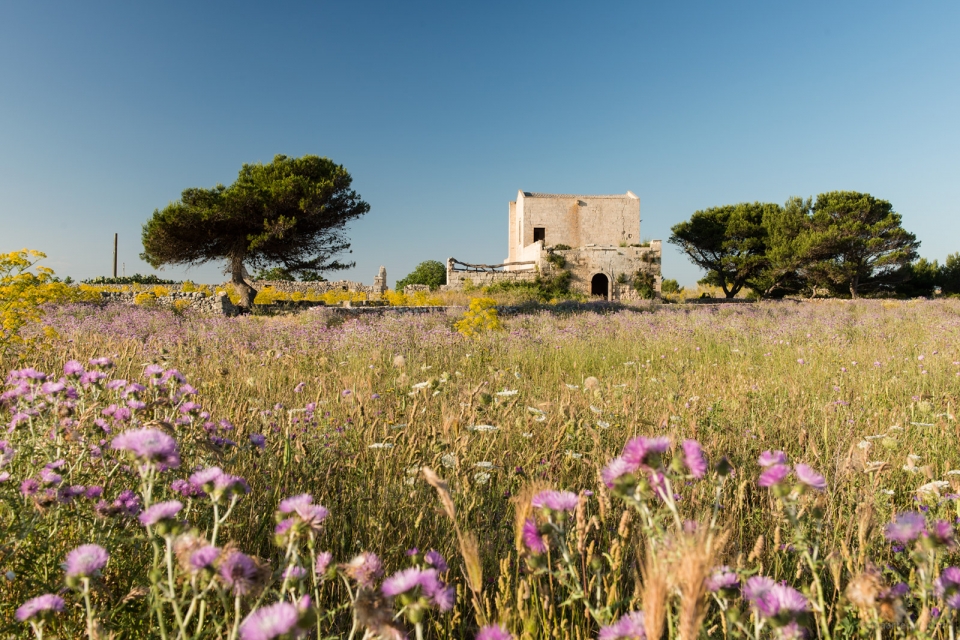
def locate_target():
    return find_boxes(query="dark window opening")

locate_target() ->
[533,227,545,243]
[591,273,609,299]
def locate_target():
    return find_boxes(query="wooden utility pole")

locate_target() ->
[113,233,118,278]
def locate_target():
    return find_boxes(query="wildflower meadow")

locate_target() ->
[2,298,960,639]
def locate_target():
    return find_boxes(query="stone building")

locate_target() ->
[444,190,661,300]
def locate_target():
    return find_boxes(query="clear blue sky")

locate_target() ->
[1,1,957,287]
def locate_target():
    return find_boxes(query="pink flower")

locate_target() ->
[682,440,707,478]
[476,624,513,640]
[758,464,790,488]
[793,463,826,490]
[531,490,578,512]
[758,450,787,467]
[622,436,671,468]
[521,518,547,554]
[601,456,639,488]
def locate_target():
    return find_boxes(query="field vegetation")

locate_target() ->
[3,294,960,639]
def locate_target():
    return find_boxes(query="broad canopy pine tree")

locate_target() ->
[141,154,369,308]
[802,191,918,298]
[668,202,773,298]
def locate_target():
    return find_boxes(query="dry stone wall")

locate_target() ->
[98,291,239,316]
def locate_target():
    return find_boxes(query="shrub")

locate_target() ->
[454,297,502,337]
[0,250,85,354]
[82,274,178,285]
[396,260,446,291]
[133,292,157,306]
[632,270,656,299]
[661,278,683,294]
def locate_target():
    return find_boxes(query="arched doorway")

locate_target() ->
[591,273,609,299]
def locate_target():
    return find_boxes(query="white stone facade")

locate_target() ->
[445,190,661,300]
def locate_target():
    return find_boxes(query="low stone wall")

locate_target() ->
[242,280,385,297]
[441,269,538,291]
[99,291,239,316]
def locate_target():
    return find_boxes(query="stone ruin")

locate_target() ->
[240,265,388,299]
[442,190,662,300]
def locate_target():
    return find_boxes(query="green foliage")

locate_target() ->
[254,266,296,281]
[551,244,572,250]
[892,257,939,297]
[746,197,811,298]
[544,250,567,269]
[141,154,369,307]
[940,253,960,295]
[803,191,919,298]
[453,297,503,337]
[669,202,774,298]
[631,270,656,299]
[485,269,574,302]
[0,250,85,354]
[83,274,179,285]
[673,192,922,300]
[395,260,447,291]
[660,278,683,294]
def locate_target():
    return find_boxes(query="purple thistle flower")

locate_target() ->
[139,500,183,527]
[425,549,448,572]
[476,624,513,640]
[38,467,62,486]
[794,464,826,490]
[598,611,647,640]
[283,565,307,581]
[212,473,249,501]
[767,584,809,616]
[622,436,671,468]
[171,478,205,498]
[20,478,39,496]
[345,552,382,588]
[381,567,454,610]
[758,450,788,467]
[927,520,956,549]
[758,463,790,488]
[63,360,85,377]
[63,544,109,578]
[84,486,103,499]
[15,594,65,621]
[190,546,220,573]
[89,357,113,368]
[382,567,424,597]
[531,490,579,512]
[250,434,266,448]
[935,567,960,606]
[275,518,295,537]
[144,364,164,377]
[743,576,777,604]
[521,518,547,554]
[239,601,302,640]
[220,551,260,596]
[682,439,707,478]
[314,551,333,578]
[705,566,739,593]
[885,512,927,543]
[111,428,180,469]
[80,370,107,386]
[293,382,306,393]
[601,456,639,488]
[278,493,313,513]
[59,485,86,503]
[190,466,223,488]
[0,472,9,482]
[278,493,328,529]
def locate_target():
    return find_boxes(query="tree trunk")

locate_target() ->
[850,274,859,299]
[231,258,257,309]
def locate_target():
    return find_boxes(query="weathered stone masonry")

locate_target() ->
[443,190,662,300]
